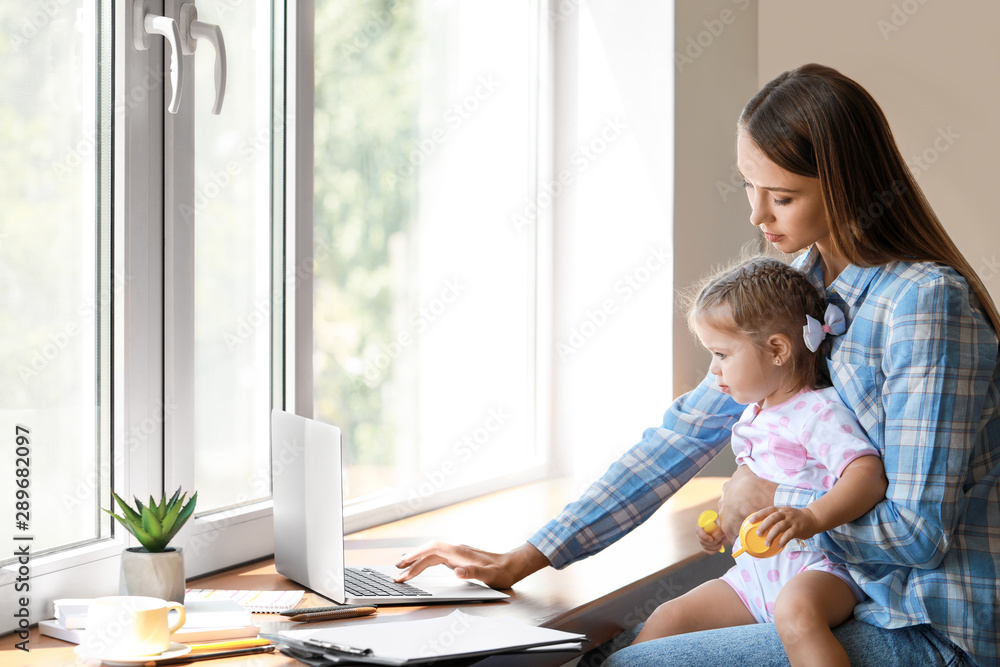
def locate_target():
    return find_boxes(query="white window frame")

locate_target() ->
[163,0,295,577]
[0,2,161,634]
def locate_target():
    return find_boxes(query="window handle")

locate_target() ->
[133,0,185,114]
[179,3,228,115]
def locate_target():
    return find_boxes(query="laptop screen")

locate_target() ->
[271,409,348,602]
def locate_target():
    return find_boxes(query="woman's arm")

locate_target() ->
[754,455,887,547]
[400,374,745,584]
[718,465,777,539]
[529,374,743,569]
[777,275,998,568]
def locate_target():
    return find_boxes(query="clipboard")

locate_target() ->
[263,610,586,665]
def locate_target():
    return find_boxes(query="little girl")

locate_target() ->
[633,256,888,667]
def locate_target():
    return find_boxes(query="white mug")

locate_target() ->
[81,596,186,658]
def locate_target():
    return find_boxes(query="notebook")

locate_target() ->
[40,599,260,644]
[270,409,509,605]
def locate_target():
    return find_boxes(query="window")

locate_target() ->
[1,0,112,554]
[166,0,286,574]
[188,1,279,513]
[0,0,558,635]
[1,0,115,582]
[0,0,288,630]
[312,0,549,527]
[163,2,278,504]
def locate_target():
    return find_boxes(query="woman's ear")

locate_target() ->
[767,334,793,366]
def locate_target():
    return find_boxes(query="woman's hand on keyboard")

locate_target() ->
[393,541,550,589]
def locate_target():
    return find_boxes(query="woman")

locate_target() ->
[395,64,1000,666]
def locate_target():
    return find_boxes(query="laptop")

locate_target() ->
[270,409,510,605]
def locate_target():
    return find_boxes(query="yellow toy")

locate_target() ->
[697,510,725,553]
[731,515,785,558]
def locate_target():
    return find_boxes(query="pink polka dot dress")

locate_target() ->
[721,386,881,623]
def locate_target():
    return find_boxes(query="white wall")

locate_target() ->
[673,0,760,477]
[758,0,1000,307]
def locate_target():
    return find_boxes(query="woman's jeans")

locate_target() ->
[590,620,976,667]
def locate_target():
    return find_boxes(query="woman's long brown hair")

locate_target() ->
[740,63,1000,333]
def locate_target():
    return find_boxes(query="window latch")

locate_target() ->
[133,0,185,114]
[179,3,228,115]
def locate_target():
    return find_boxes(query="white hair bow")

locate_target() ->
[803,304,846,352]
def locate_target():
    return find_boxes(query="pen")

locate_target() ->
[279,604,374,616]
[302,637,373,657]
[286,606,378,622]
[260,633,373,658]
[188,637,274,651]
[140,644,276,666]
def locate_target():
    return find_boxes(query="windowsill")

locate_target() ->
[2,476,728,665]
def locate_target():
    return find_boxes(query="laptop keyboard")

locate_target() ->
[345,567,433,597]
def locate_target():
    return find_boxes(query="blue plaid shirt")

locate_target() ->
[529,246,1000,664]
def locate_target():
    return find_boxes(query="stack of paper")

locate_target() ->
[53,599,91,629]
[270,610,586,665]
[180,599,254,631]
[39,599,260,645]
[185,588,305,612]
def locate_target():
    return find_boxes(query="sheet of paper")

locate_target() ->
[282,610,586,663]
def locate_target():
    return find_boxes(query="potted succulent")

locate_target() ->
[104,487,197,603]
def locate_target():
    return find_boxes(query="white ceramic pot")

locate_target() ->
[119,547,185,603]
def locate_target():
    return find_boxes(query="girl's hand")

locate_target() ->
[751,506,820,547]
[696,523,728,555]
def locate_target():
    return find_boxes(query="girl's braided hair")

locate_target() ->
[687,256,833,392]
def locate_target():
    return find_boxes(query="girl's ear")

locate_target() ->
[767,334,793,366]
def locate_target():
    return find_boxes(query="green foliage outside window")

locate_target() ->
[313,0,421,483]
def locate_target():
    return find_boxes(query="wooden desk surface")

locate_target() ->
[1,477,727,667]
